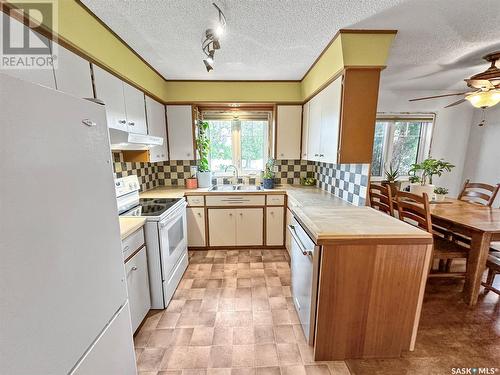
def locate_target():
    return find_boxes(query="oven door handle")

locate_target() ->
[287,225,313,257]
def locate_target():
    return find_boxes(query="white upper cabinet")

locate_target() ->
[304,76,342,164]
[54,45,93,98]
[0,14,55,89]
[93,65,128,132]
[276,105,302,160]
[123,83,147,134]
[301,102,310,160]
[146,96,168,162]
[166,105,195,160]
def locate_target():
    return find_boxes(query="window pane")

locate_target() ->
[208,120,233,173]
[371,121,387,176]
[390,122,422,175]
[240,120,267,172]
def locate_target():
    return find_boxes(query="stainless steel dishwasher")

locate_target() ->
[287,217,320,345]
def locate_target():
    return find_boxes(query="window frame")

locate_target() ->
[371,114,435,181]
[203,111,271,177]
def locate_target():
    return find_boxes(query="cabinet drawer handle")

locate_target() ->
[118,120,127,124]
[314,153,319,157]
[123,245,130,252]
[229,213,233,216]
[197,212,202,217]
[239,212,243,216]
[128,121,135,126]
[319,154,324,157]
[131,266,138,271]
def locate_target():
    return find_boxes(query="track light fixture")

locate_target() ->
[201,3,226,72]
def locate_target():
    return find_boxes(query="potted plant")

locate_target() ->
[381,164,401,195]
[196,120,212,188]
[434,187,449,202]
[408,158,455,200]
[262,158,275,189]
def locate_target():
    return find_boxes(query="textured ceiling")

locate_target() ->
[81,0,500,91]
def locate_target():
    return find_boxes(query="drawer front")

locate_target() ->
[122,228,145,260]
[267,195,285,206]
[205,195,265,206]
[187,195,204,206]
[125,247,151,332]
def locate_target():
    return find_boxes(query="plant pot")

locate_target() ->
[381,181,401,195]
[185,177,198,189]
[262,178,274,189]
[197,171,212,188]
[409,184,435,201]
[434,193,446,202]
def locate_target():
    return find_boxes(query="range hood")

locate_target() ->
[109,128,164,151]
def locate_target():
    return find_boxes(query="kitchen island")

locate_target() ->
[140,184,433,360]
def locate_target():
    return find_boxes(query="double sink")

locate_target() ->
[209,184,263,191]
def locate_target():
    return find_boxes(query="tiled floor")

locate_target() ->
[134,249,350,375]
[134,250,500,375]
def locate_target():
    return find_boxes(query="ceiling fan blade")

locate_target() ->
[408,92,468,102]
[465,79,494,90]
[444,98,467,108]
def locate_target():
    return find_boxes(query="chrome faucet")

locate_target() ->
[225,165,239,185]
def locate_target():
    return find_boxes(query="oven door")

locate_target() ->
[158,201,188,281]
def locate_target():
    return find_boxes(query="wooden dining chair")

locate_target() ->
[396,191,469,277]
[481,253,500,295]
[368,183,394,216]
[458,179,500,206]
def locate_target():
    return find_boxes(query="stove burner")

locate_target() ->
[140,204,167,214]
[120,197,184,218]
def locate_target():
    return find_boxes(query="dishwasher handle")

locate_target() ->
[287,225,313,257]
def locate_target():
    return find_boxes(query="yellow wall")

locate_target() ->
[5,1,396,103]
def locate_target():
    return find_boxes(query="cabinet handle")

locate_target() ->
[161,154,165,157]
[118,120,126,124]
[314,154,319,157]
[229,213,233,216]
[131,266,138,271]
[128,121,135,126]
[319,154,324,157]
[123,245,130,252]
[239,212,243,216]
[197,212,202,217]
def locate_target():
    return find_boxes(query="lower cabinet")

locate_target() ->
[266,207,285,246]
[208,208,263,246]
[187,207,206,247]
[125,247,151,332]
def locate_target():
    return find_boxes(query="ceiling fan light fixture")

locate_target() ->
[465,90,500,108]
[203,58,214,72]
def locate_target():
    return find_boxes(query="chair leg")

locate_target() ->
[438,259,446,272]
[485,269,495,289]
[445,259,453,272]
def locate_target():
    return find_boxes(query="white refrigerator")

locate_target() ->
[0,74,137,374]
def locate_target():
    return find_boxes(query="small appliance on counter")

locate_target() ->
[115,175,188,309]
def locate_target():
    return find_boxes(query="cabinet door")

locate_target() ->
[301,102,310,160]
[1,14,55,89]
[307,95,322,162]
[123,82,147,134]
[285,208,294,254]
[208,209,236,246]
[187,207,206,247]
[125,247,151,333]
[319,76,342,164]
[237,208,264,246]
[54,45,93,98]
[146,96,168,162]
[166,105,195,160]
[266,207,284,246]
[93,65,127,131]
[276,105,302,160]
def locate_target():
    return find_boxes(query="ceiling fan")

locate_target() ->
[409,51,500,110]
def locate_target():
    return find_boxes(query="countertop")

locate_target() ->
[140,185,432,244]
[119,217,146,240]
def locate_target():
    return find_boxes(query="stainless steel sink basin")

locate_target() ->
[236,185,262,191]
[208,185,237,191]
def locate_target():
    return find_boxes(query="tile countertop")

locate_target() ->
[140,185,432,244]
[119,217,146,240]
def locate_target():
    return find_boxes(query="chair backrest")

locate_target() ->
[395,191,433,233]
[368,183,394,216]
[458,179,500,206]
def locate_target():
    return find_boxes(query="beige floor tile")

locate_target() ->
[235,288,252,299]
[178,279,194,290]
[253,311,273,326]
[189,289,207,300]
[221,288,237,298]
[250,262,264,269]
[265,277,282,287]
[148,329,175,348]
[207,279,223,289]
[219,298,236,312]
[254,325,275,344]
[231,368,255,375]
[157,313,181,329]
[274,325,296,344]
[157,370,183,375]
[254,344,279,367]
[182,370,207,375]
[235,298,253,312]
[281,365,307,375]
[186,346,211,368]
[272,310,291,325]
[137,347,166,371]
[326,361,350,375]
[297,344,314,364]
[255,367,280,375]
[168,300,187,313]
[192,279,209,288]
[135,329,153,348]
[200,298,219,312]
[252,297,270,311]
[208,369,232,375]
[183,299,203,313]
[233,326,255,344]
[252,286,268,299]
[213,326,233,345]
[292,325,307,345]
[232,344,255,367]
[237,278,252,288]
[267,287,284,297]
[277,343,302,365]
[139,371,159,375]
[209,345,233,368]
[222,278,238,288]
[141,310,164,330]
[171,328,195,346]
[190,327,215,346]
[269,297,287,310]
[251,277,267,287]
[304,364,330,375]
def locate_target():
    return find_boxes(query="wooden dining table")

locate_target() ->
[429,198,500,306]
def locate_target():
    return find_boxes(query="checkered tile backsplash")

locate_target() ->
[314,162,370,206]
